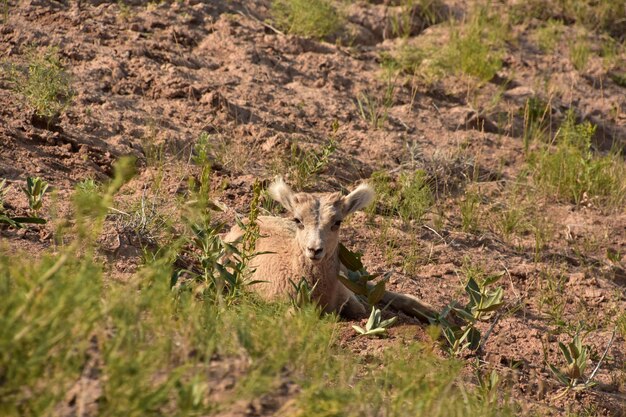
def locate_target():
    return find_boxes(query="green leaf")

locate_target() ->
[379,316,397,329]
[338,243,364,271]
[0,215,20,228]
[558,342,573,364]
[337,274,367,296]
[549,364,571,386]
[483,271,505,286]
[368,281,386,305]
[352,325,366,334]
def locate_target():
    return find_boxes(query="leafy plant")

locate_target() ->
[570,37,591,72]
[5,47,73,122]
[425,266,505,354]
[529,111,626,208]
[271,0,342,39]
[352,307,397,337]
[460,190,481,233]
[275,138,336,190]
[548,334,596,391]
[23,177,49,214]
[289,277,317,310]
[337,243,390,306]
[368,170,433,224]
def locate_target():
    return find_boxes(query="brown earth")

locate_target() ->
[1,0,625,416]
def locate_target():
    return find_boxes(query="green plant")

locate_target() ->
[352,306,397,337]
[522,96,552,153]
[548,334,596,391]
[23,176,49,214]
[275,138,336,190]
[369,170,433,224]
[271,0,342,39]
[355,90,392,129]
[426,265,504,354]
[460,190,481,232]
[529,111,626,208]
[570,37,591,71]
[289,277,317,310]
[534,19,564,52]
[5,47,73,122]
[476,367,500,404]
[337,243,389,306]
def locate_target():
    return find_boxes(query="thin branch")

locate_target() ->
[237,8,285,36]
[586,326,617,384]
[422,224,447,245]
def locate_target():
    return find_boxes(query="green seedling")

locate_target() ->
[548,334,596,392]
[23,176,49,213]
[289,277,317,310]
[425,271,504,354]
[337,243,390,306]
[352,307,397,337]
[465,273,505,320]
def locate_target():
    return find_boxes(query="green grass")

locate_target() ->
[534,19,565,53]
[511,0,626,39]
[570,36,591,72]
[271,138,336,190]
[388,4,507,87]
[528,111,626,208]
[270,0,342,39]
[4,46,73,123]
[368,169,433,224]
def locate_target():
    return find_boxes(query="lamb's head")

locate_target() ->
[269,178,375,262]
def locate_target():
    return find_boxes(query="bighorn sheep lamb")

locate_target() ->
[225,177,436,320]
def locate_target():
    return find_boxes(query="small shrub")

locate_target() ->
[5,47,73,122]
[460,191,481,233]
[534,19,565,53]
[389,5,506,86]
[271,0,342,39]
[570,37,591,71]
[369,170,433,224]
[273,138,336,190]
[529,111,626,208]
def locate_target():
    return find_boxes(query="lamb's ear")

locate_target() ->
[268,177,295,212]
[341,183,375,216]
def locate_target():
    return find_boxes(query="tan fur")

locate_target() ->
[224,179,374,317]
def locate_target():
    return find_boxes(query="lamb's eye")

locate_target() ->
[331,220,342,230]
[293,218,304,229]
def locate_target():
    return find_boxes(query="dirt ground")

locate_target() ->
[1,1,625,415]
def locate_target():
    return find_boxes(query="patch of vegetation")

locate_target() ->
[0,161,515,417]
[368,169,433,224]
[548,334,596,394]
[426,262,505,355]
[570,36,591,72]
[270,0,342,39]
[534,19,565,53]
[389,5,507,86]
[352,307,397,337]
[511,0,626,40]
[528,111,626,208]
[459,190,481,233]
[4,47,73,123]
[272,137,337,190]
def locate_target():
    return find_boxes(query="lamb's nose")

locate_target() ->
[308,247,324,257]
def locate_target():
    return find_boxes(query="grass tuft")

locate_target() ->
[4,47,73,123]
[270,0,342,39]
[528,111,626,208]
